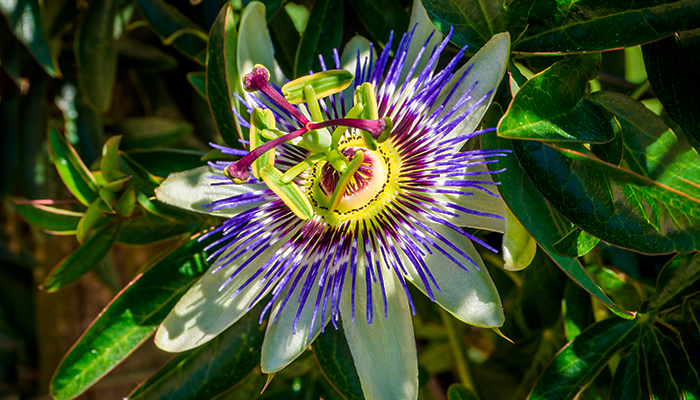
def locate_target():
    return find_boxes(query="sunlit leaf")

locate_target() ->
[647,253,700,312]
[552,227,599,258]
[562,280,594,342]
[50,236,211,400]
[48,127,99,206]
[14,203,83,235]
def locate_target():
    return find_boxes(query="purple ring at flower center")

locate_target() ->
[320,147,375,197]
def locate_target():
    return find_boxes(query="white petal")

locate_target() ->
[155,166,267,218]
[434,32,510,143]
[155,232,294,352]
[502,207,537,271]
[261,267,332,373]
[340,257,418,400]
[403,221,504,328]
[399,0,442,85]
[238,1,286,90]
[430,163,506,232]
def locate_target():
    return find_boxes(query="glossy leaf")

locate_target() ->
[519,249,567,330]
[591,91,700,202]
[515,0,700,53]
[128,302,266,400]
[313,324,364,400]
[499,55,615,143]
[512,139,700,253]
[135,0,208,65]
[117,216,202,245]
[126,149,206,178]
[608,334,644,400]
[447,384,480,400]
[295,0,343,78]
[0,0,60,77]
[645,325,700,399]
[528,317,640,400]
[108,117,193,150]
[482,131,634,318]
[116,37,178,71]
[187,71,207,99]
[585,266,641,312]
[348,0,408,47]
[75,0,118,112]
[48,127,99,206]
[207,4,243,148]
[552,227,600,258]
[120,153,163,194]
[49,236,211,400]
[647,253,700,312]
[100,135,126,183]
[41,221,121,293]
[422,0,505,52]
[562,280,594,342]
[643,29,700,142]
[502,206,537,271]
[269,5,300,78]
[14,203,83,235]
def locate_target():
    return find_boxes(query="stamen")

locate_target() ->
[243,65,310,125]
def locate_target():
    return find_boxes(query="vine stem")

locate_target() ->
[439,307,475,391]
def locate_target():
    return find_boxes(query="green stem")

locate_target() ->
[439,307,475,391]
[630,79,651,100]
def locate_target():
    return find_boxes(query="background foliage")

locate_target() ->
[1,0,699,399]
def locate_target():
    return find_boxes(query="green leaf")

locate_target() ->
[113,185,136,217]
[519,249,567,330]
[645,325,700,399]
[499,55,615,143]
[647,253,700,313]
[76,198,107,243]
[552,227,600,258]
[14,203,83,235]
[100,135,126,183]
[128,302,266,400]
[134,0,208,65]
[562,280,594,342]
[528,317,640,400]
[74,0,118,113]
[54,75,104,165]
[49,236,210,400]
[0,0,61,77]
[511,139,700,253]
[502,207,537,271]
[313,324,364,400]
[186,71,207,99]
[48,127,99,206]
[126,149,206,178]
[294,0,343,78]
[116,37,178,71]
[609,334,645,400]
[41,221,121,293]
[117,215,202,245]
[120,153,163,194]
[207,4,243,148]
[348,0,408,48]
[422,0,505,52]
[447,384,480,400]
[268,5,300,79]
[643,29,700,142]
[585,266,641,312]
[514,0,700,53]
[0,83,20,198]
[590,91,700,202]
[482,130,635,318]
[108,117,193,150]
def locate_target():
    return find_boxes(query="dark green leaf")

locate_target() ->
[48,0,80,37]
[512,139,700,253]
[562,280,594,342]
[207,4,243,148]
[553,227,600,258]
[313,323,364,400]
[295,0,343,78]
[585,266,641,312]
[75,0,118,113]
[100,135,127,183]
[19,72,51,199]
[520,249,567,330]
[643,29,700,142]
[107,117,193,150]
[128,302,267,400]
[591,91,700,202]
[647,253,700,312]
[645,325,700,399]
[119,153,163,194]
[609,335,644,400]
[135,0,208,65]
[349,0,408,48]
[515,0,700,53]
[269,5,301,79]
[0,83,20,198]
[117,215,202,245]
[48,127,99,206]
[529,317,640,400]
[187,71,207,99]
[422,0,505,52]
[482,130,634,318]
[49,236,210,400]
[0,36,21,86]
[14,203,83,234]
[116,37,178,71]
[93,254,121,293]
[447,384,480,400]
[0,0,60,77]
[113,185,136,217]
[126,149,206,177]
[41,221,121,293]
[499,55,615,143]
